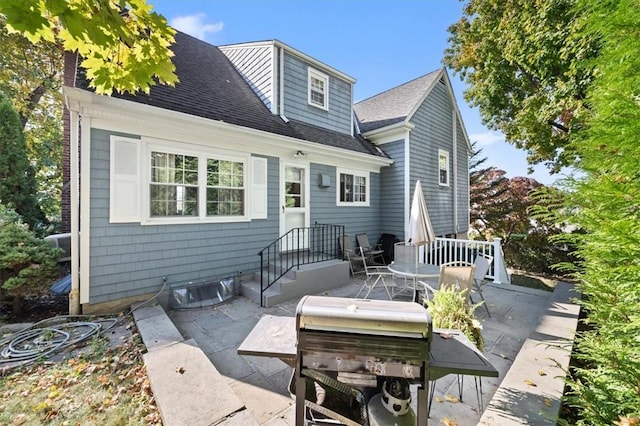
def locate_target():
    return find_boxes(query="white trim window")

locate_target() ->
[205,158,245,216]
[308,67,329,110]
[438,149,450,186]
[140,139,252,224]
[150,152,199,217]
[337,169,369,206]
[110,137,267,224]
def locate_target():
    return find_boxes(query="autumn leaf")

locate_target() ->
[435,396,443,403]
[445,394,460,403]
[524,379,537,387]
[441,417,458,426]
[542,397,552,407]
[538,370,547,376]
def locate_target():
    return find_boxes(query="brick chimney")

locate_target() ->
[62,51,78,233]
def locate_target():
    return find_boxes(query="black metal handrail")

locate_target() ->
[257,224,344,307]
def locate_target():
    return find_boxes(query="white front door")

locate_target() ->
[280,162,310,251]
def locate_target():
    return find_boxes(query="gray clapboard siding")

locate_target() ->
[310,163,382,246]
[379,140,406,240]
[456,119,470,234]
[282,52,352,135]
[88,129,280,305]
[409,80,456,237]
[221,45,274,110]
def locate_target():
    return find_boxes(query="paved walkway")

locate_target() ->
[135,276,578,425]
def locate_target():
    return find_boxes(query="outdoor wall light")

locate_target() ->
[293,150,307,159]
[318,173,331,187]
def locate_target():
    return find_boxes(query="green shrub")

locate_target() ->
[0,204,61,315]
[424,285,484,351]
[555,1,640,424]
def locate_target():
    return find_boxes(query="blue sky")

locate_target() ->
[150,0,560,185]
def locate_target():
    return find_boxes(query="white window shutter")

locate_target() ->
[251,157,268,219]
[110,137,140,222]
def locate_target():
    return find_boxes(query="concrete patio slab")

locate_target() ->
[134,276,579,425]
[143,338,247,425]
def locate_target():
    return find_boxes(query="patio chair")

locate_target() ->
[392,242,419,297]
[421,261,476,301]
[472,255,493,317]
[356,233,385,265]
[426,261,482,415]
[338,235,364,276]
[354,248,395,300]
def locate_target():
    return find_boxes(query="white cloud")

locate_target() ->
[469,131,505,147]
[170,14,224,41]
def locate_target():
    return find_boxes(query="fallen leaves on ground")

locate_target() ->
[542,397,553,407]
[524,379,537,387]
[445,394,460,403]
[441,417,458,426]
[0,324,161,425]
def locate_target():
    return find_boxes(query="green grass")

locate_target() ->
[510,272,558,292]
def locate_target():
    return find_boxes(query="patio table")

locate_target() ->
[237,314,497,383]
[387,262,440,302]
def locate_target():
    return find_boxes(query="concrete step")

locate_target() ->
[133,305,257,425]
[240,260,350,307]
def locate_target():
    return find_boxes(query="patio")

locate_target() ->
[156,274,578,425]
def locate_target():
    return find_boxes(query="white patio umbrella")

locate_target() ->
[407,180,436,246]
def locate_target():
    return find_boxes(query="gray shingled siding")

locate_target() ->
[309,163,382,250]
[282,52,352,135]
[88,129,281,304]
[220,45,274,110]
[379,140,406,240]
[456,120,470,234]
[408,81,456,236]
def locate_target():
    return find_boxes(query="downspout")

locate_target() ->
[452,110,458,236]
[79,115,91,305]
[69,108,80,315]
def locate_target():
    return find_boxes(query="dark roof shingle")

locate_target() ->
[75,31,386,158]
[354,69,442,133]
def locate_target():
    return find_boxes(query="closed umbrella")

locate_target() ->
[408,180,435,246]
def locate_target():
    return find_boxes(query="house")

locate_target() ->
[62,31,471,313]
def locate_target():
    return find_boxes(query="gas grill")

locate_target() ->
[294,295,432,425]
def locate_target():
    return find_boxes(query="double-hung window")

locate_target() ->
[110,136,266,224]
[150,152,199,217]
[337,169,369,206]
[438,149,450,186]
[308,68,329,110]
[206,159,244,216]
[149,150,246,221]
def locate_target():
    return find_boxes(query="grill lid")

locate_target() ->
[296,296,432,338]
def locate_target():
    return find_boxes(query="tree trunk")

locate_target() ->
[12,291,23,317]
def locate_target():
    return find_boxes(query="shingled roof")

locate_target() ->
[74,31,386,158]
[354,69,443,133]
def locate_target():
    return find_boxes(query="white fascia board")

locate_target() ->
[362,121,415,145]
[440,70,473,152]
[274,40,356,84]
[219,40,356,84]
[405,68,443,123]
[63,87,391,172]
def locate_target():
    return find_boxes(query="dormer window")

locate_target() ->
[308,68,329,110]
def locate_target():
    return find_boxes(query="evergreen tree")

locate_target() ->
[0,93,45,229]
[558,1,640,423]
